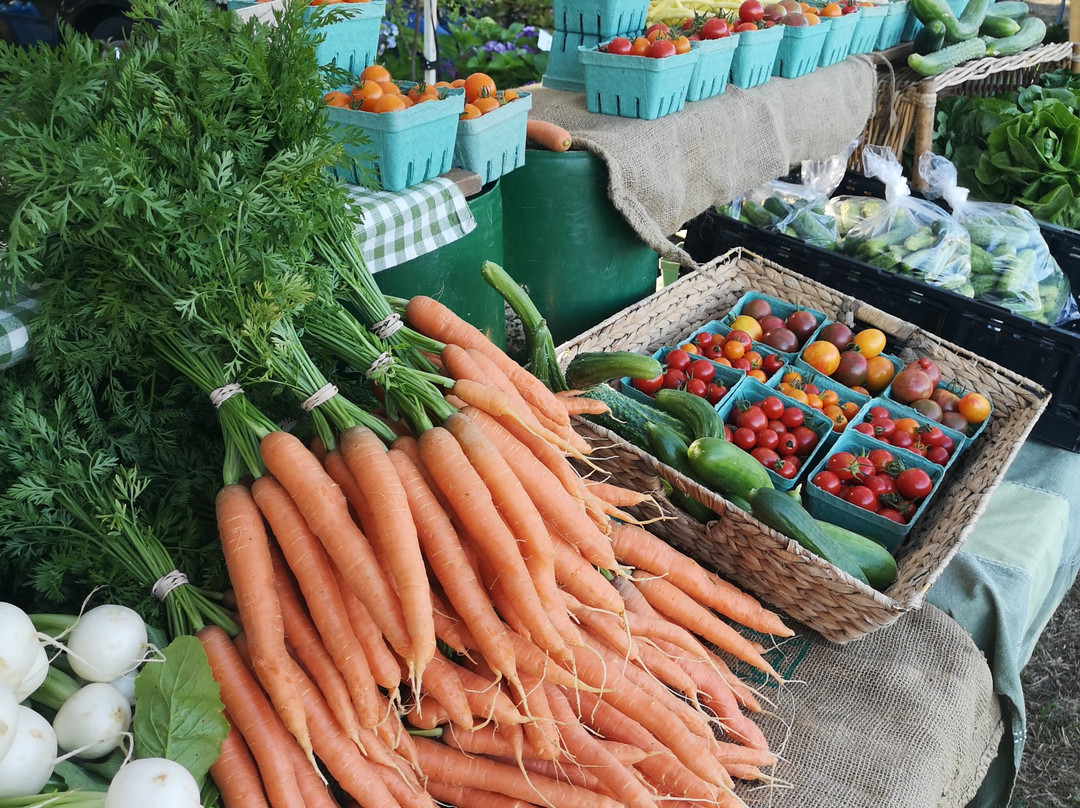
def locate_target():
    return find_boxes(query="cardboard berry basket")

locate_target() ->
[557,248,1049,643]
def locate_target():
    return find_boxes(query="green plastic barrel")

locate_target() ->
[373,180,506,348]
[500,148,660,348]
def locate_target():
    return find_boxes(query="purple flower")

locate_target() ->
[516,25,537,38]
[482,39,512,52]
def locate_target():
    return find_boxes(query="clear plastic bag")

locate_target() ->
[838,146,973,295]
[718,141,859,250]
[923,152,1079,326]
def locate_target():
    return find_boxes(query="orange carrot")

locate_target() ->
[253,476,383,729]
[429,589,469,656]
[327,557,403,694]
[386,447,520,691]
[525,119,571,152]
[269,551,365,746]
[550,532,624,615]
[460,346,581,450]
[210,715,271,808]
[656,639,770,752]
[451,378,583,458]
[413,651,475,730]
[462,406,619,570]
[259,430,415,666]
[611,522,792,637]
[417,426,572,668]
[424,780,539,808]
[404,696,450,730]
[404,295,571,430]
[290,656,408,808]
[370,762,436,808]
[629,570,782,681]
[440,343,499,389]
[574,691,720,805]
[412,737,624,808]
[543,683,658,808]
[569,642,733,791]
[215,484,313,769]
[555,392,611,416]
[450,664,528,729]
[493,754,614,799]
[197,626,308,808]
[513,668,562,762]
[582,479,654,509]
[339,425,436,685]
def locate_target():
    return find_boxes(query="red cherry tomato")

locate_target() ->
[759,395,785,421]
[733,426,757,451]
[854,422,876,437]
[791,425,818,456]
[701,16,731,38]
[693,331,714,348]
[751,447,780,468]
[768,419,787,434]
[895,468,933,500]
[925,445,950,466]
[648,38,677,58]
[735,405,768,433]
[665,349,692,370]
[662,368,686,390]
[706,383,727,405]
[685,377,707,398]
[762,353,785,376]
[739,0,765,22]
[843,485,878,511]
[869,416,896,440]
[868,405,891,420]
[780,406,804,430]
[775,458,798,479]
[604,36,633,54]
[632,373,664,396]
[826,451,857,481]
[755,428,780,451]
[686,358,716,385]
[889,430,914,450]
[867,448,896,473]
[812,470,842,496]
[876,508,905,524]
[776,432,799,457]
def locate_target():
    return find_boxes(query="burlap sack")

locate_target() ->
[734,603,1002,808]
[526,57,878,266]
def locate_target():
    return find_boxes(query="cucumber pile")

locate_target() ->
[906,0,1046,77]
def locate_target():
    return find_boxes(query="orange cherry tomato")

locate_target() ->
[360,64,392,83]
[463,72,497,103]
[958,392,992,424]
[864,354,896,392]
[730,315,762,341]
[802,340,841,376]
[852,327,887,359]
[324,90,352,107]
[630,36,652,56]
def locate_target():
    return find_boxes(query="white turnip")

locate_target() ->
[66,605,149,683]
[104,757,201,808]
[0,602,41,693]
[0,681,19,762]
[14,640,50,702]
[0,705,57,798]
[52,682,132,759]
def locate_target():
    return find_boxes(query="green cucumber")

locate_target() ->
[908,0,992,42]
[983,15,1045,56]
[654,388,723,441]
[747,488,870,585]
[912,18,947,54]
[988,0,1028,18]
[979,12,1021,36]
[815,520,898,590]
[908,36,987,76]
[565,351,663,389]
[646,423,718,523]
[687,437,773,504]
[580,385,693,449]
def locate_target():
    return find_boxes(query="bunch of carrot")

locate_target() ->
[198,295,794,808]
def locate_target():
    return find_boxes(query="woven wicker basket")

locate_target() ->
[859,41,1078,187]
[557,248,1050,643]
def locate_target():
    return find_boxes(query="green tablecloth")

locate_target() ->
[928,438,1080,806]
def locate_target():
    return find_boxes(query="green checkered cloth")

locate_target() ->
[0,291,38,372]
[347,176,476,273]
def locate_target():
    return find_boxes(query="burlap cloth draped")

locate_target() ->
[525,56,879,266]
[733,602,1002,808]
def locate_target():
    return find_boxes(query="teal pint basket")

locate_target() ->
[676,318,788,372]
[769,363,872,449]
[552,0,649,37]
[579,45,700,120]
[848,3,887,53]
[729,23,784,89]
[453,92,532,185]
[818,10,858,66]
[686,34,740,101]
[619,346,744,411]
[804,429,945,552]
[772,18,831,79]
[847,396,969,470]
[876,0,907,49]
[543,30,599,92]
[304,0,386,76]
[717,376,835,492]
[328,87,464,192]
[726,291,828,349]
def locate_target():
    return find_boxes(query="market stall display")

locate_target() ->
[558,249,1049,642]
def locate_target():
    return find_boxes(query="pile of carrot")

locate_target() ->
[198,295,794,808]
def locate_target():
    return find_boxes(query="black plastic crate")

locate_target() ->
[683,204,1080,452]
